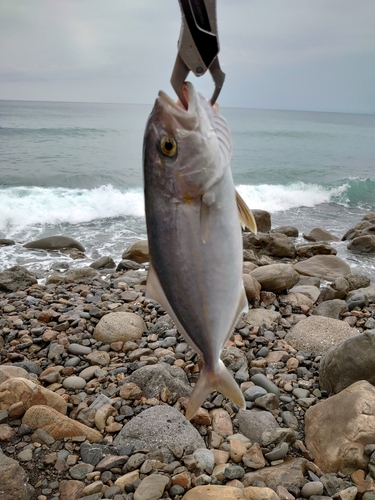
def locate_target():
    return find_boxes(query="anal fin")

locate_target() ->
[236,190,257,234]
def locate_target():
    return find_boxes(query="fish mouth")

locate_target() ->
[156,82,199,130]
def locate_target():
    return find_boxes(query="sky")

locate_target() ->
[1,0,374,113]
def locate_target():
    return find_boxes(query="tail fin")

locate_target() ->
[185,359,245,420]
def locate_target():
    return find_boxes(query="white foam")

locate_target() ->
[237,181,348,213]
[0,185,145,235]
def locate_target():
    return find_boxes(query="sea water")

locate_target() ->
[0,99,374,280]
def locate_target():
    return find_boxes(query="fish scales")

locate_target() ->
[143,81,249,419]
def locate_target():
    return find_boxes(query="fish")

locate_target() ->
[143,81,257,420]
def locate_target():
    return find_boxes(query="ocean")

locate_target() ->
[1,99,375,281]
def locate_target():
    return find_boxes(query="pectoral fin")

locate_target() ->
[236,190,257,234]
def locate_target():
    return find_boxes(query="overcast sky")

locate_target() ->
[1,0,374,113]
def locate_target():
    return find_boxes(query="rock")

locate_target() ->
[285,316,359,353]
[113,406,205,463]
[345,274,371,291]
[296,242,337,259]
[243,232,296,259]
[0,424,16,441]
[305,380,375,474]
[264,442,289,461]
[251,373,280,396]
[271,226,299,237]
[182,485,246,499]
[301,481,324,497]
[347,235,375,253]
[244,309,281,329]
[0,266,37,292]
[242,443,266,469]
[46,267,98,285]
[289,285,320,303]
[250,264,299,294]
[90,256,116,269]
[346,292,369,310]
[122,240,149,263]
[94,311,146,344]
[242,274,261,303]
[116,259,143,271]
[0,449,34,500]
[134,474,169,500]
[303,228,340,242]
[0,239,15,246]
[251,210,272,233]
[59,480,85,500]
[124,363,192,399]
[0,366,29,384]
[22,405,102,442]
[312,299,348,319]
[346,285,375,303]
[242,457,307,489]
[23,235,85,251]
[238,409,279,443]
[319,331,375,394]
[293,255,351,280]
[279,292,314,309]
[0,378,67,417]
[62,376,87,390]
[210,408,233,437]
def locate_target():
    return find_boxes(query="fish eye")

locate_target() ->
[160,136,177,157]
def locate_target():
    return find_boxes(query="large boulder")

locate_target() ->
[319,330,375,394]
[305,380,375,474]
[284,316,359,353]
[237,409,279,443]
[346,285,375,303]
[303,228,340,242]
[94,312,146,344]
[243,232,295,259]
[293,255,351,280]
[311,299,348,320]
[23,235,85,252]
[124,363,192,399]
[0,449,34,500]
[296,242,337,258]
[0,266,37,292]
[242,457,307,490]
[113,406,206,463]
[122,240,149,264]
[46,267,98,285]
[244,309,281,329]
[347,235,375,253]
[22,405,102,442]
[250,264,299,293]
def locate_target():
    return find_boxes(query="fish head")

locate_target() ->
[143,81,231,200]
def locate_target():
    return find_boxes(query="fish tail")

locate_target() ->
[185,359,246,420]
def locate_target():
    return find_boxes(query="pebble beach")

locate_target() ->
[1,210,375,500]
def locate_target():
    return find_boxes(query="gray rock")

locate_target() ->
[345,273,371,291]
[62,376,87,390]
[289,285,320,303]
[244,309,281,329]
[254,393,279,411]
[67,343,92,356]
[251,373,280,396]
[271,226,299,237]
[238,409,279,443]
[264,442,289,461]
[224,464,245,479]
[193,448,215,474]
[80,443,104,466]
[116,259,143,272]
[221,346,248,372]
[124,363,192,399]
[346,285,375,303]
[0,449,34,500]
[23,235,85,252]
[0,239,15,246]
[285,316,359,353]
[90,256,116,270]
[113,406,205,463]
[244,386,267,402]
[13,361,42,376]
[251,210,271,233]
[0,265,37,292]
[348,235,375,253]
[346,292,369,310]
[113,270,148,287]
[293,388,310,399]
[312,299,348,320]
[243,232,296,258]
[319,331,375,394]
[261,428,296,446]
[46,267,98,285]
[301,481,324,497]
[69,463,95,480]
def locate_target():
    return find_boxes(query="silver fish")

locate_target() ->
[143,82,256,420]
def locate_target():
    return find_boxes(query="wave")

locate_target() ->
[0,127,113,137]
[237,178,375,213]
[0,185,145,234]
[1,179,374,236]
